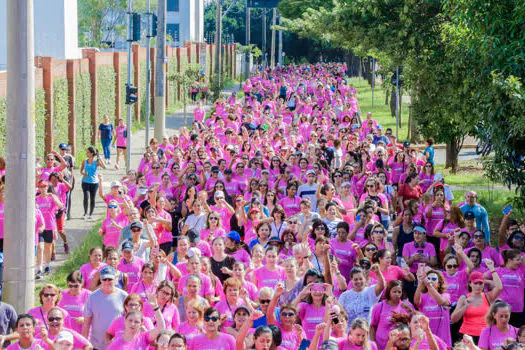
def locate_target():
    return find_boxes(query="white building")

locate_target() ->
[166,0,204,45]
[0,0,81,70]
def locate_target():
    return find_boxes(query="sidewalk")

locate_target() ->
[42,85,240,282]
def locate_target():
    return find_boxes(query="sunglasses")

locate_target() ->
[102,278,114,282]
[514,236,525,241]
[68,284,80,289]
[365,247,377,252]
[204,316,220,322]
[446,264,458,269]
[288,221,297,224]
[43,293,56,298]
[367,184,376,188]
[152,167,160,169]
[108,205,117,209]
[48,317,62,322]
[281,311,295,317]
[426,276,438,282]
[259,299,271,304]
[210,217,219,221]
[334,174,342,178]
[131,228,142,232]
[473,234,484,239]
[373,230,384,234]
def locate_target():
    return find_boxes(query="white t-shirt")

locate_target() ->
[338,285,380,326]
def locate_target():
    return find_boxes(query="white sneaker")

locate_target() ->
[83,214,88,220]
[87,215,93,221]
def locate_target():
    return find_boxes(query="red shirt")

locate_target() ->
[398,183,423,202]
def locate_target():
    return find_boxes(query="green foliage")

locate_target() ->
[168,57,180,105]
[35,88,47,161]
[75,73,92,159]
[139,60,148,124]
[97,66,116,123]
[52,78,69,147]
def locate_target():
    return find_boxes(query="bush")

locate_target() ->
[75,73,92,162]
[97,66,116,127]
[35,88,46,161]
[52,78,69,148]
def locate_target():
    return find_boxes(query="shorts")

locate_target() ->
[39,230,54,244]
[56,210,65,232]
[117,146,127,150]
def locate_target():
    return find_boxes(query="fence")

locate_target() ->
[0,42,237,159]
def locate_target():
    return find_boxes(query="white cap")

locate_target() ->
[110,181,122,188]
[56,331,74,345]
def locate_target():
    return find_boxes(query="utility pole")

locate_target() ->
[214,0,222,92]
[371,57,375,106]
[270,8,276,69]
[154,0,166,139]
[395,67,400,139]
[278,15,283,66]
[5,0,36,312]
[125,0,133,171]
[144,0,152,147]
[245,5,250,78]
[262,9,267,68]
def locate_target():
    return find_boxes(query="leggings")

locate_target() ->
[100,138,112,160]
[82,182,99,216]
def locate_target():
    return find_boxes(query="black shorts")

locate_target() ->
[117,146,127,150]
[39,230,54,244]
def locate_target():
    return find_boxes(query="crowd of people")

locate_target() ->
[0,62,524,350]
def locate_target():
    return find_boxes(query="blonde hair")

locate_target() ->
[350,318,370,350]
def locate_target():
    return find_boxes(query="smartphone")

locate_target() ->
[502,204,513,216]
[299,339,311,350]
[418,263,426,274]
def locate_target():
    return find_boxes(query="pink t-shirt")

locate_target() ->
[424,205,445,237]
[27,306,71,330]
[118,257,145,292]
[188,333,236,350]
[107,315,154,338]
[443,270,468,304]
[279,324,306,350]
[101,216,129,248]
[79,262,106,289]
[298,302,326,340]
[0,202,4,239]
[116,125,127,147]
[479,325,518,350]
[369,265,406,286]
[214,299,246,328]
[495,266,525,313]
[402,242,436,273]
[129,281,159,319]
[418,292,451,347]
[6,339,49,350]
[336,338,378,350]
[177,273,213,297]
[46,329,89,349]
[177,322,203,341]
[106,331,150,350]
[58,288,91,334]
[253,266,286,289]
[371,300,412,349]
[278,196,302,217]
[36,195,59,230]
[330,238,356,281]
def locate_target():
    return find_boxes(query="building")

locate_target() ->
[0,0,81,70]
[166,0,205,45]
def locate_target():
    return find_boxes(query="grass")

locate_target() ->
[36,221,103,301]
[348,78,410,141]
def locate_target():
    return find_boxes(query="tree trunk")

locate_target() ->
[385,88,389,105]
[399,87,403,128]
[445,135,463,173]
[390,89,396,118]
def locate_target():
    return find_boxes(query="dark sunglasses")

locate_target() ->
[102,278,114,282]
[473,234,484,239]
[48,317,62,322]
[43,293,56,298]
[204,316,219,322]
[68,284,80,288]
[446,264,458,269]
[259,299,271,304]
[281,311,295,317]
[365,247,377,252]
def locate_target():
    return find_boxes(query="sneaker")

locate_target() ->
[51,253,56,261]
[64,243,69,254]
[87,215,93,221]
[83,214,88,220]
[44,266,50,275]
[35,271,43,279]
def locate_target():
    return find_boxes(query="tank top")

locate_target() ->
[460,293,490,336]
[396,224,414,257]
[82,159,99,184]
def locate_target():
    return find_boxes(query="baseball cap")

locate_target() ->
[211,166,220,173]
[403,141,411,148]
[268,237,282,244]
[434,173,444,182]
[261,169,269,174]
[111,181,122,188]
[187,229,200,243]
[56,331,74,345]
[321,340,338,350]
[376,125,383,130]
[234,305,251,315]
[100,266,117,280]
[341,181,351,187]
[226,231,241,243]
[121,241,134,251]
[306,170,316,176]
[187,247,201,259]
[38,181,49,188]
[214,190,224,199]
[58,143,69,151]
[320,137,328,143]
[224,169,233,175]
[130,221,143,230]
[464,211,475,220]
[469,271,484,284]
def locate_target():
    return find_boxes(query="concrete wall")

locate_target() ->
[0,0,81,70]
[167,0,204,44]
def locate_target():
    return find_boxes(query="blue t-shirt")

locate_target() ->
[424,146,435,164]
[99,123,114,140]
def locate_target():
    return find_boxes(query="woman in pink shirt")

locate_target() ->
[28,284,71,330]
[292,282,332,341]
[370,249,414,288]
[99,200,128,249]
[40,307,92,349]
[106,306,166,350]
[188,308,236,350]
[79,247,106,289]
[177,299,204,341]
[370,280,413,349]
[6,314,51,350]
[36,180,63,277]
[201,211,226,242]
[252,246,286,289]
[59,271,91,334]
[106,296,154,343]
[414,269,452,347]
[214,278,247,328]
[129,263,160,321]
[278,182,302,217]
[336,318,378,350]
[424,187,447,254]
[478,301,518,350]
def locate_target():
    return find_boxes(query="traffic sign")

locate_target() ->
[247,0,280,8]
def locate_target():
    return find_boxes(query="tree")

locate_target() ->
[167,64,202,127]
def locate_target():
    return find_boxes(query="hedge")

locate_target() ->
[0,97,6,155]
[139,60,147,123]
[35,88,46,160]
[97,66,116,127]
[52,78,69,148]
[75,73,92,159]
[168,57,179,105]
